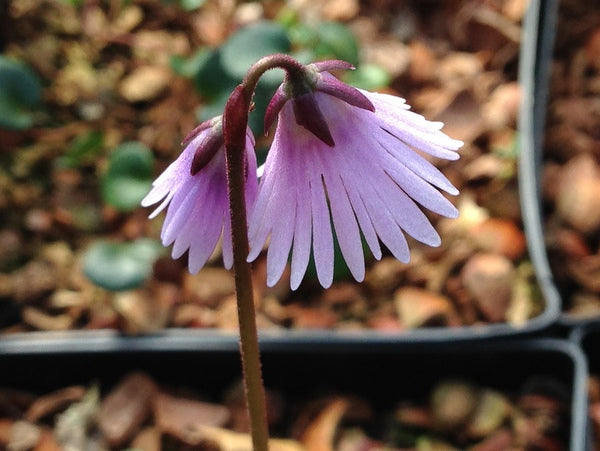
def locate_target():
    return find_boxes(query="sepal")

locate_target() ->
[292,93,335,147]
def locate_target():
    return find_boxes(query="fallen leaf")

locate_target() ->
[301,398,348,451]
[25,386,86,423]
[153,392,230,445]
[98,372,157,446]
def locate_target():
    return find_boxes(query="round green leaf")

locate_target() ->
[196,90,230,124]
[220,22,290,85]
[343,64,390,90]
[194,49,237,100]
[314,22,359,66]
[179,0,206,11]
[0,55,42,130]
[249,81,278,135]
[287,22,319,48]
[101,141,154,212]
[83,239,163,291]
[170,49,211,78]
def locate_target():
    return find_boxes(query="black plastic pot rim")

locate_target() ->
[0,305,560,355]
[518,0,572,328]
[569,323,600,451]
[569,321,600,348]
[0,337,589,451]
[518,0,599,327]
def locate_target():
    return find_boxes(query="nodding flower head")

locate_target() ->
[264,60,375,147]
[141,116,257,273]
[249,59,463,290]
[143,56,462,291]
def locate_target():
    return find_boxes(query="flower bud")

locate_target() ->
[187,117,224,176]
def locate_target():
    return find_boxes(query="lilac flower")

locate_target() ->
[141,117,257,273]
[248,61,462,290]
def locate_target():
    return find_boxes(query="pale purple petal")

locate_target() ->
[367,93,463,160]
[142,123,257,273]
[221,221,233,270]
[320,112,413,260]
[360,180,411,263]
[170,174,222,261]
[289,182,312,290]
[285,127,314,290]
[375,174,442,246]
[247,142,282,262]
[341,177,382,260]
[251,85,461,288]
[309,170,334,288]
[142,142,197,217]
[265,167,296,287]
[377,130,459,195]
[243,130,259,210]
[147,191,174,220]
[247,179,276,262]
[161,177,202,245]
[382,152,458,218]
[321,165,365,282]
[184,188,224,273]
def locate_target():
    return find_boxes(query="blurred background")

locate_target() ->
[0,0,536,334]
[1,1,600,450]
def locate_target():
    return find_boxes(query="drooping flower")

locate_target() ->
[141,116,257,273]
[248,60,463,290]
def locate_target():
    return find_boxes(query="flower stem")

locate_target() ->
[223,54,308,451]
[223,87,269,451]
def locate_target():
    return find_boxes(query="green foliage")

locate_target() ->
[195,50,238,100]
[83,238,164,291]
[57,0,83,7]
[304,231,372,285]
[285,20,359,67]
[57,130,104,168]
[196,89,230,124]
[178,0,206,10]
[313,22,359,66]
[177,16,388,134]
[159,0,206,10]
[171,49,211,79]
[172,49,238,101]
[0,55,42,130]
[101,141,154,212]
[343,64,391,90]
[220,21,291,85]
[177,22,291,134]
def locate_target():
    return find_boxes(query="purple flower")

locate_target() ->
[141,117,257,273]
[248,62,462,290]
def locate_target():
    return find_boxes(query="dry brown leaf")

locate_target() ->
[119,66,172,103]
[98,372,157,447]
[461,253,515,323]
[301,398,349,451]
[395,287,459,328]
[153,392,230,445]
[196,426,304,451]
[130,427,161,451]
[24,387,86,423]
